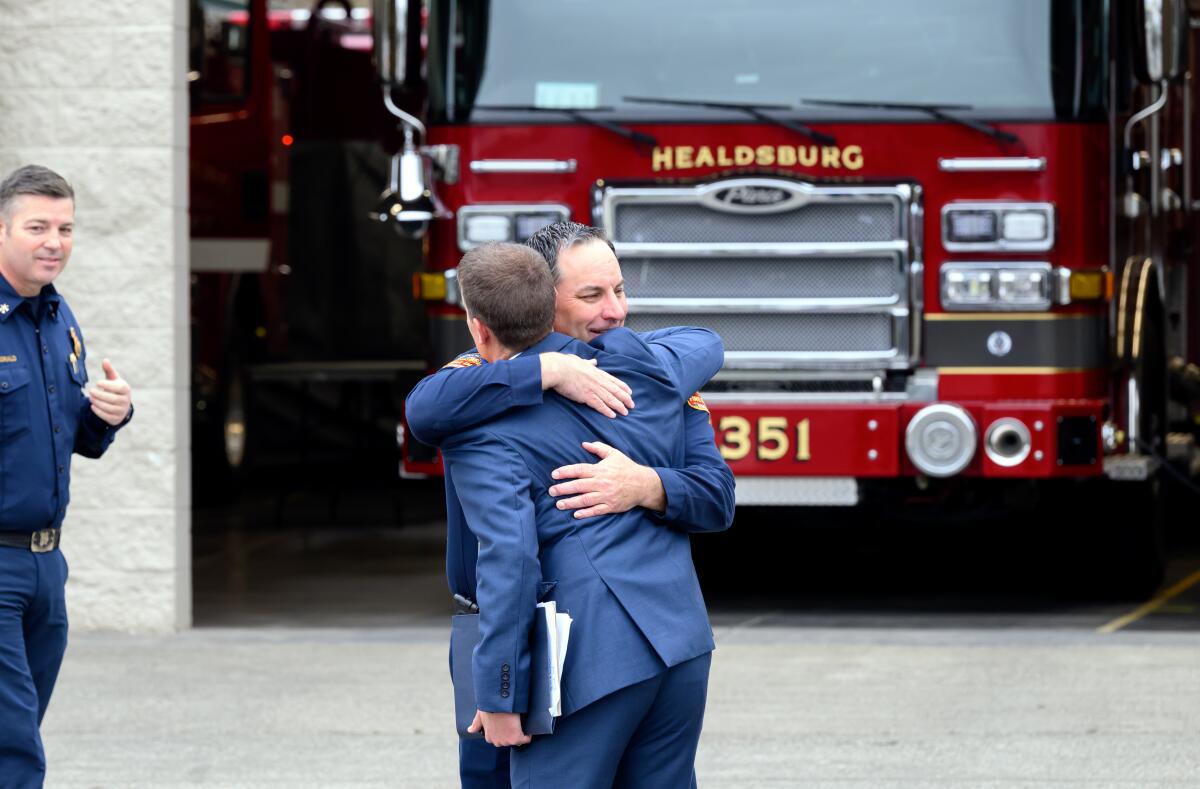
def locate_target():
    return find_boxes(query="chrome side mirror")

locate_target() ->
[372,0,407,86]
[1135,0,1185,83]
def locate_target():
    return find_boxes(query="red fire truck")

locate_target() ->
[375,0,1200,592]
[189,0,427,495]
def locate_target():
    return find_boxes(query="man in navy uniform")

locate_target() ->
[0,165,134,784]
[405,223,732,786]
[413,242,727,787]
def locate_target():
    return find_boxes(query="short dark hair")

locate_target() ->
[524,221,615,281]
[458,242,556,351]
[0,165,74,220]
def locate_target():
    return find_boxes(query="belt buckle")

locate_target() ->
[30,529,57,553]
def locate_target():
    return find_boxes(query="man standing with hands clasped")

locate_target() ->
[0,165,133,785]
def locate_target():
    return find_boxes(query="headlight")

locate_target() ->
[996,268,1049,306]
[945,211,997,243]
[462,215,512,244]
[942,202,1054,251]
[1001,211,1049,242]
[941,263,1055,311]
[943,268,994,306]
[457,205,569,251]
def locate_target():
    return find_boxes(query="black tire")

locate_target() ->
[1117,256,1169,456]
[1090,256,1170,599]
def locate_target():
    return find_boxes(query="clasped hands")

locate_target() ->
[539,352,666,518]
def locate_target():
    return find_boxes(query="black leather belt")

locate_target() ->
[0,528,61,553]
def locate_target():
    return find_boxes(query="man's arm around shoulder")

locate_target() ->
[406,351,633,446]
[405,353,543,446]
[640,326,724,396]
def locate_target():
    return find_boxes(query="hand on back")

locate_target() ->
[539,352,633,419]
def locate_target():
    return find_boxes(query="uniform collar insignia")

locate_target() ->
[0,304,8,314]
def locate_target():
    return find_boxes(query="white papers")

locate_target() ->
[536,601,573,718]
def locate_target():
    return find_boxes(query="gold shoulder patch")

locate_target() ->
[442,354,483,369]
[686,392,709,412]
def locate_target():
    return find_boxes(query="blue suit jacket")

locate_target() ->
[416,328,727,716]
[405,327,735,604]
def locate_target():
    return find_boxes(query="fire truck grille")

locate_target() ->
[597,180,917,369]
[621,256,902,300]
[613,202,900,244]
[624,312,895,355]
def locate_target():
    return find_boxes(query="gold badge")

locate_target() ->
[69,326,82,357]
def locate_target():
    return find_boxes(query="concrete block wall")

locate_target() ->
[0,0,190,631]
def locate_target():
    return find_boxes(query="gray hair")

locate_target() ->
[524,221,615,282]
[0,165,75,221]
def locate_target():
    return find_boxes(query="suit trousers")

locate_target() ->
[0,547,69,789]
[510,651,711,789]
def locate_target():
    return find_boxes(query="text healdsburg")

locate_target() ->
[652,144,864,173]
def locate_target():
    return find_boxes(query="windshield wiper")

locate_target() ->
[473,104,658,149]
[800,98,1018,146]
[624,96,836,146]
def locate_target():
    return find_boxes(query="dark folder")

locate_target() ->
[450,612,556,739]
[450,613,484,739]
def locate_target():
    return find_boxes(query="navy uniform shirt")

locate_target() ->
[0,276,128,532]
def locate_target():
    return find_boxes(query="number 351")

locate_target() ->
[717,416,811,462]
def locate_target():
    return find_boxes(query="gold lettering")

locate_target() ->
[796,419,811,461]
[657,142,864,172]
[718,416,752,461]
[757,417,789,462]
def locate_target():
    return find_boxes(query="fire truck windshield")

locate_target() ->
[428,0,1105,125]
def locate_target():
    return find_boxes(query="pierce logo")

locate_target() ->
[699,180,809,214]
[714,186,789,207]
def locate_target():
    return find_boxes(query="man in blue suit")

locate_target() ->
[405,224,734,787]
[422,242,725,787]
